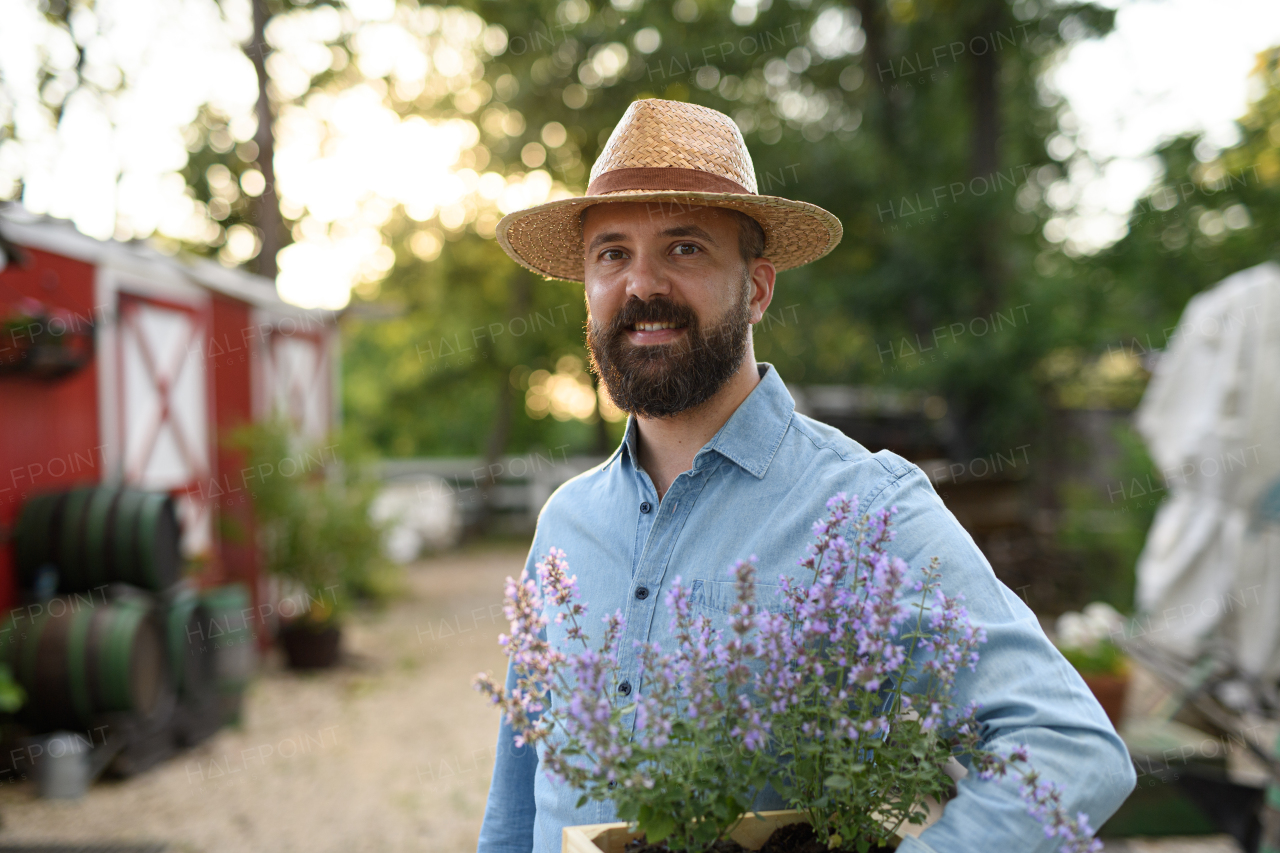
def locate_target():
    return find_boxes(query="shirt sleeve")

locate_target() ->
[477,537,547,853]
[476,652,540,853]
[867,462,1137,852]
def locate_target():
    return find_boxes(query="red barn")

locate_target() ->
[0,205,339,618]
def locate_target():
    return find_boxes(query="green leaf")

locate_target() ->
[825,774,851,789]
[576,795,588,809]
[643,813,676,845]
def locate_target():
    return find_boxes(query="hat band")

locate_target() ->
[586,166,751,197]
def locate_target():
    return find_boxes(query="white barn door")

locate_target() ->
[262,324,332,445]
[118,292,213,558]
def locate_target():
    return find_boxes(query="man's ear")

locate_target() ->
[747,257,777,324]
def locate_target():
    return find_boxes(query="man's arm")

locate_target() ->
[868,462,1137,852]
[477,654,539,853]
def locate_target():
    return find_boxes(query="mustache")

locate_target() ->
[602,296,697,333]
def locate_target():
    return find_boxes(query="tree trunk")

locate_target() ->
[474,270,533,533]
[952,1,1011,460]
[851,0,898,148]
[247,0,283,280]
[966,1,1005,317]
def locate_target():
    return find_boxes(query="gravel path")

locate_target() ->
[0,544,1246,853]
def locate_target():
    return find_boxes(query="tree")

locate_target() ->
[416,0,1115,461]
[1077,46,1280,357]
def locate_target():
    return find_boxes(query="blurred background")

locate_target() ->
[0,0,1278,850]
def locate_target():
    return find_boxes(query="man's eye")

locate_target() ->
[672,243,699,255]
[601,248,626,261]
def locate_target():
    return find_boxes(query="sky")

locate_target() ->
[1,0,1278,306]
[1049,0,1280,253]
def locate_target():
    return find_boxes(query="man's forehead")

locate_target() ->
[580,201,737,235]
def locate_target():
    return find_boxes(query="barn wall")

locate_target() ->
[208,294,260,597]
[0,247,103,613]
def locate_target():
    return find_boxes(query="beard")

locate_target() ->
[586,281,752,419]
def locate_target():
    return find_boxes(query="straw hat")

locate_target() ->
[495,99,843,283]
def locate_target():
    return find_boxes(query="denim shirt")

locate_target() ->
[477,364,1135,853]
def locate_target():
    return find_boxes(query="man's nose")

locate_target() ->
[624,250,671,302]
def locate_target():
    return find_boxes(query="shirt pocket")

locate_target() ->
[689,579,790,618]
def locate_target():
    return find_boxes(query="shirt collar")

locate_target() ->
[615,363,795,480]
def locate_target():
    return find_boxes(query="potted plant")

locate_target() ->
[231,419,390,670]
[477,496,1103,853]
[0,297,93,378]
[1054,603,1130,727]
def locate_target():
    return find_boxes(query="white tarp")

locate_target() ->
[1134,261,1280,678]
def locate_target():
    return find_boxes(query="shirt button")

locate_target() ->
[640,501,652,514]
[617,680,632,696]
[634,586,649,600]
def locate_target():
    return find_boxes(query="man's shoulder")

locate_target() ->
[784,410,915,482]
[538,453,622,523]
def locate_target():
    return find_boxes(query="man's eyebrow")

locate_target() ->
[587,231,628,254]
[659,224,718,245]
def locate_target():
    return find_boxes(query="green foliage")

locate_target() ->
[342,231,614,457]
[228,418,394,624]
[1029,49,1280,608]
[340,0,1118,460]
[1059,640,1127,678]
[1056,423,1160,612]
[1080,47,1280,353]
[0,663,26,714]
[611,728,773,852]
[1040,47,1280,435]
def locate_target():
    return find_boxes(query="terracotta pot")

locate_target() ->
[279,623,341,670]
[1082,671,1129,728]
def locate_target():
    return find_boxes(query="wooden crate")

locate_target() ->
[562,809,912,853]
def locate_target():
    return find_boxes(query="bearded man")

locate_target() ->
[477,99,1135,853]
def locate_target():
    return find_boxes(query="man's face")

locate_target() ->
[581,201,775,418]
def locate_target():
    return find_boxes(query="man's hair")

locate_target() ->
[725,208,766,265]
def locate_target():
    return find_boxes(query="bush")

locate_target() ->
[229,418,394,625]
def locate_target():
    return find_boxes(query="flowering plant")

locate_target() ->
[476,494,1103,853]
[1055,603,1129,678]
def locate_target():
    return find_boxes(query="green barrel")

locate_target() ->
[81,487,120,590]
[199,584,256,724]
[162,584,217,705]
[131,491,181,590]
[57,487,96,591]
[13,486,182,593]
[109,489,147,587]
[0,595,169,730]
[12,492,63,587]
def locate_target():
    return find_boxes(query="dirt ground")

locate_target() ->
[0,545,1247,853]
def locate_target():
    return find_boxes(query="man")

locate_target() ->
[478,99,1135,853]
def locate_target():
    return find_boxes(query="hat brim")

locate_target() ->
[495,190,843,283]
